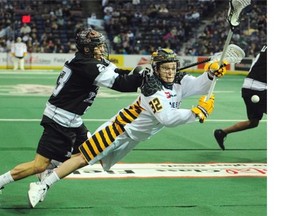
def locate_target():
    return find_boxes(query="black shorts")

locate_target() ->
[36,116,89,162]
[242,88,267,120]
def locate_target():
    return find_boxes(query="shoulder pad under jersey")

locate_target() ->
[174,72,187,84]
[141,75,163,96]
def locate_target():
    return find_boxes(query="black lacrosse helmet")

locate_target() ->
[75,28,108,58]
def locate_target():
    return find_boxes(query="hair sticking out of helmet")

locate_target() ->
[75,28,109,59]
[151,48,179,72]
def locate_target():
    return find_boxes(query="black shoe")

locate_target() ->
[214,129,227,150]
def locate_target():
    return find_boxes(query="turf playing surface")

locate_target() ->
[0,71,266,215]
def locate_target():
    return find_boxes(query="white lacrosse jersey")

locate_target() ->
[79,71,213,166]
[11,42,27,57]
[108,72,213,142]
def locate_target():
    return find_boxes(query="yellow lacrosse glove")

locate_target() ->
[204,61,228,78]
[191,95,215,123]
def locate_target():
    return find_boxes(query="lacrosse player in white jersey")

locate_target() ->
[27,48,227,208]
[11,37,27,71]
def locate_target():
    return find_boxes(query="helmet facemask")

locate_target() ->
[151,48,179,86]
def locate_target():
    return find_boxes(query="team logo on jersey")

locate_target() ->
[164,91,176,99]
[169,101,181,108]
[84,91,97,104]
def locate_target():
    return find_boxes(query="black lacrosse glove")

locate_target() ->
[130,66,152,87]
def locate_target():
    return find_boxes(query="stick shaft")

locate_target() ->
[219,30,233,65]
[178,58,211,71]
[206,29,233,100]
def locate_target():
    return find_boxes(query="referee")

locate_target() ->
[11,37,27,71]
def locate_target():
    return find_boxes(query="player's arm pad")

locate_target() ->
[114,68,131,74]
[129,66,145,75]
[115,66,146,75]
[191,95,215,123]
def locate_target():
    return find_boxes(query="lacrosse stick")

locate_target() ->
[205,0,251,101]
[207,43,245,97]
[197,44,245,123]
[178,44,244,71]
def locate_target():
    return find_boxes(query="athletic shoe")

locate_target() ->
[36,169,53,181]
[214,129,227,150]
[28,182,48,208]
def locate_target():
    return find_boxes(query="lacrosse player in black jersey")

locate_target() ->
[26,48,227,208]
[0,28,147,197]
[214,45,267,150]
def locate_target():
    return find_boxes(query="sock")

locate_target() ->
[42,171,60,188]
[0,171,14,188]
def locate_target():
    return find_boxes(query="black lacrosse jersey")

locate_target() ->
[47,52,141,116]
[247,45,267,83]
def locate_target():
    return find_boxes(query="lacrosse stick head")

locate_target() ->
[227,0,251,27]
[211,44,245,64]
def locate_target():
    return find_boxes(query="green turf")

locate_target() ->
[0,71,266,215]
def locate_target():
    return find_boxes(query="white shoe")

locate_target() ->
[36,169,53,181]
[28,182,48,208]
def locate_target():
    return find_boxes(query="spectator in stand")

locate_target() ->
[0,0,266,55]
[102,0,109,8]
[20,23,31,36]
[103,3,114,15]
[158,3,169,15]
[146,4,158,18]
[132,0,140,5]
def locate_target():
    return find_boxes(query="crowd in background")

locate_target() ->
[185,1,267,57]
[104,0,266,57]
[0,0,83,54]
[0,0,266,58]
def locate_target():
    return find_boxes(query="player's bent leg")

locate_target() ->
[10,154,50,181]
[0,155,52,195]
[33,154,53,174]
[28,155,87,207]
